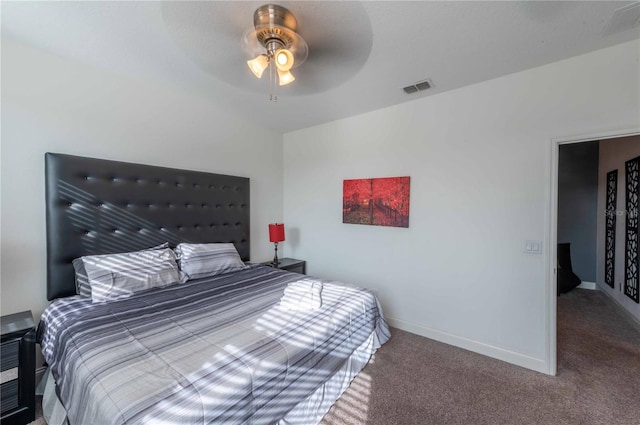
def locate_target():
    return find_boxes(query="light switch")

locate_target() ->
[524,240,542,254]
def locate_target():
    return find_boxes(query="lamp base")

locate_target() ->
[272,242,280,266]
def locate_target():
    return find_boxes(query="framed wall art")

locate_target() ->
[624,156,639,303]
[343,176,410,228]
[605,169,617,288]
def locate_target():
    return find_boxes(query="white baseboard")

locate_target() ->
[386,316,549,374]
[577,281,597,290]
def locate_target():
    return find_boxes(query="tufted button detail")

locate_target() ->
[209,185,215,190]
[223,223,229,227]
[177,226,183,230]
[185,203,192,208]
[210,224,216,228]
[240,204,246,208]
[168,203,173,208]
[83,176,89,180]
[216,204,221,209]
[201,203,208,208]
[193,183,200,188]
[194,225,200,229]
[136,178,143,184]
[234,186,239,191]
[228,203,235,208]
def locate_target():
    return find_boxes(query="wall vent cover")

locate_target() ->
[604,2,640,36]
[403,79,433,94]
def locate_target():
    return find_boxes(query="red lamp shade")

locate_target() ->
[269,223,285,243]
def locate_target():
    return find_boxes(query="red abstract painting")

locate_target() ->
[343,176,411,228]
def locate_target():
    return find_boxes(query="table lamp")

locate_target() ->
[268,223,285,265]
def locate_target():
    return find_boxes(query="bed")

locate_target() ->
[39,153,390,425]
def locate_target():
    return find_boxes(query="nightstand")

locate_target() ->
[1,311,36,425]
[262,258,306,274]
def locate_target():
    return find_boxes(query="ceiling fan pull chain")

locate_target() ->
[269,58,273,101]
[270,59,278,102]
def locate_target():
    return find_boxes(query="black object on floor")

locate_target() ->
[557,242,582,295]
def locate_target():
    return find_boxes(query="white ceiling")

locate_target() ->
[2,1,639,132]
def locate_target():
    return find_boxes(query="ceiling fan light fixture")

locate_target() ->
[242,4,308,100]
[277,68,295,85]
[247,54,269,78]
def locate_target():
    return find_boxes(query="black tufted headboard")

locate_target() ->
[45,153,250,300]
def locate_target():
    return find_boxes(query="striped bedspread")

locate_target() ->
[38,265,390,425]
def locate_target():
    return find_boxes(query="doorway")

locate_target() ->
[547,128,640,376]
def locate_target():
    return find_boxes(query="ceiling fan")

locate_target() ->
[160,1,372,99]
[242,4,308,101]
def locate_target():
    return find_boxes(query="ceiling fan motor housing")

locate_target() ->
[254,4,298,51]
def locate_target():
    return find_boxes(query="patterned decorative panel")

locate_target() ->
[605,170,617,288]
[624,157,640,303]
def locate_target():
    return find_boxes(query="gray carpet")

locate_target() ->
[30,289,640,425]
[320,289,640,425]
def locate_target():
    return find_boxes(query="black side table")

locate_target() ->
[1,311,36,425]
[262,258,306,274]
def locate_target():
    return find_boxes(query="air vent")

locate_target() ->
[402,79,433,95]
[604,2,640,36]
[403,85,418,94]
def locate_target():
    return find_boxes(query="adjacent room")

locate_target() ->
[1,1,639,425]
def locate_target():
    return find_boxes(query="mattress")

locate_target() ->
[37,265,390,425]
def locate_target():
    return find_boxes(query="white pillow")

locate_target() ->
[82,248,180,303]
[175,243,246,280]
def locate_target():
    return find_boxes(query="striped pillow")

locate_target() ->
[82,248,180,303]
[73,243,169,297]
[175,243,246,280]
[72,257,93,298]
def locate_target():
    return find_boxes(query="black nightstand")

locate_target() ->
[262,258,306,274]
[1,311,36,425]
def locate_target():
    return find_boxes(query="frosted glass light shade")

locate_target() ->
[247,55,269,78]
[274,49,294,71]
[277,69,295,85]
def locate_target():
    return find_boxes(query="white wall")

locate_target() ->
[596,135,640,324]
[283,40,640,373]
[1,38,284,321]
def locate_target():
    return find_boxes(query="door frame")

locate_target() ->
[546,128,640,375]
